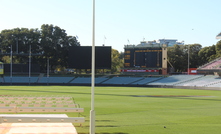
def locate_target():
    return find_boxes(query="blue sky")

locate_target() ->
[0,0,220,52]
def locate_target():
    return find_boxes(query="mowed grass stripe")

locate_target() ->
[0,86,221,134]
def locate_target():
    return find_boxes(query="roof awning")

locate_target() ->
[216,33,221,39]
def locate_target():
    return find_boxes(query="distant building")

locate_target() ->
[126,39,184,48]
[157,39,184,47]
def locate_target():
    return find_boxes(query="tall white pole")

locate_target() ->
[10,45,12,85]
[188,44,189,75]
[90,0,95,134]
[29,45,31,85]
[47,57,49,85]
[16,38,18,54]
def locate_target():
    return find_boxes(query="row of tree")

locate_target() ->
[0,24,80,72]
[1,24,220,74]
[167,40,221,72]
[0,24,124,73]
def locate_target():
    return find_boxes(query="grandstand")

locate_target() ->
[174,75,221,87]
[197,57,221,75]
[206,80,221,87]
[70,77,108,84]
[131,77,163,85]
[216,32,221,39]
[38,77,73,84]
[102,76,143,85]
[148,75,203,86]
[3,76,74,84]
[1,74,221,89]
[4,76,38,83]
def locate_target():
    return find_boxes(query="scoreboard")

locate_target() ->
[68,46,111,69]
[124,48,162,68]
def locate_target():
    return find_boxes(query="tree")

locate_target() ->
[189,44,202,68]
[198,45,216,65]
[0,25,80,72]
[111,49,123,73]
[215,40,221,57]
[0,28,41,64]
[167,44,186,72]
[167,44,202,72]
[39,24,79,71]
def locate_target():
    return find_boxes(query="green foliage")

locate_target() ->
[40,24,79,71]
[189,44,202,68]
[168,45,187,72]
[1,86,221,134]
[111,49,123,73]
[0,25,79,71]
[0,28,40,54]
[168,44,214,72]
[198,45,216,64]
[215,40,221,57]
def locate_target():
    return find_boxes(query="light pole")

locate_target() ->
[16,38,18,54]
[47,57,49,85]
[29,45,31,85]
[90,0,95,134]
[10,45,12,85]
[188,44,189,75]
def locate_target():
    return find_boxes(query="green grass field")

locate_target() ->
[0,86,221,134]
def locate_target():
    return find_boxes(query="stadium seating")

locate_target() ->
[37,77,74,83]
[4,76,38,83]
[207,81,221,87]
[70,77,109,84]
[70,77,91,84]
[148,75,203,86]
[1,75,221,88]
[95,77,110,84]
[0,77,4,83]
[198,57,221,69]
[176,75,221,87]
[131,77,163,85]
[102,76,143,85]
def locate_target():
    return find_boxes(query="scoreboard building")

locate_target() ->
[122,41,168,75]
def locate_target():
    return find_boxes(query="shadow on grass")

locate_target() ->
[78,132,129,134]
[84,120,115,122]
[79,125,119,128]
[96,120,115,122]
[0,88,220,102]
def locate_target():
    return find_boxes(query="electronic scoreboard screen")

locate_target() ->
[124,48,162,68]
[68,46,111,69]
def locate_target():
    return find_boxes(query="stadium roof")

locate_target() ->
[216,32,221,39]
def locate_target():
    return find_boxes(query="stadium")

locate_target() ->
[1,40,221,134]
[0,41,221,90]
